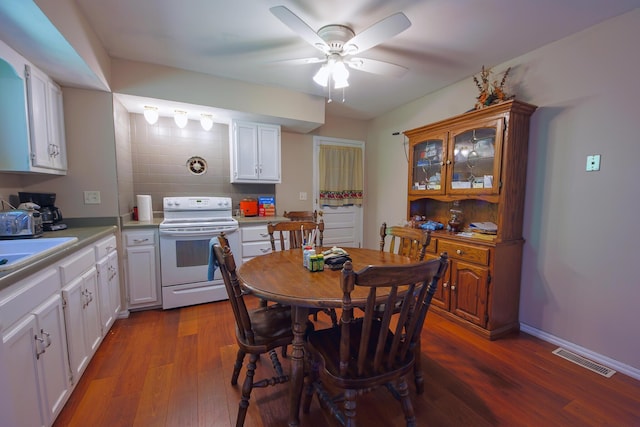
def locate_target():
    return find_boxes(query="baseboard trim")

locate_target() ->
[520,323,640,381]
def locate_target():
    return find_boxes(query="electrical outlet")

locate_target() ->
[84,190,101,204]
[586,154,601,172]
[299,192,307,201]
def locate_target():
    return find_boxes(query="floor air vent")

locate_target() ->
[552,348,616,378]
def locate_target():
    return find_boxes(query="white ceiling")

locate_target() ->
[2,0,640,124]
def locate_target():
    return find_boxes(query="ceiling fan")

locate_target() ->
[270,6,411,99]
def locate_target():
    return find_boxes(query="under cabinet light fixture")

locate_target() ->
[174,110,188,128]
[200,113,214,131]
[143,106,159,124]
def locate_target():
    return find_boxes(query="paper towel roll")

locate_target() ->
[137,195,153,222]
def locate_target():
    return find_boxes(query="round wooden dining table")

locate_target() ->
[237,247,413,427]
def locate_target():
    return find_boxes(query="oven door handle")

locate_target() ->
[159,228,238,237]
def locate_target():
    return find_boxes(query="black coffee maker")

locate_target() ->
[18,192,67,231]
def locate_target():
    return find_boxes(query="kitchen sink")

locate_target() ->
[0,237,79,272]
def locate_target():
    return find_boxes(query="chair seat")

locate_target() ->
[307,319,414,388]
[239,305,293,349]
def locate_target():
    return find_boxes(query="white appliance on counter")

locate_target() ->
[159,196,240,309]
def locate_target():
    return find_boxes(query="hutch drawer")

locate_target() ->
[438,240,489,265]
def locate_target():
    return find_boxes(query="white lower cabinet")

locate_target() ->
[0,231,121,426]
[240,224,275,264]
[96,235,120,333]
[123,229,161,309]
[60,247,102,381]
[1,269,70,427]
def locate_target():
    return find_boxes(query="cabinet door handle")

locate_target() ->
[41,329,52,348]
[446,159,452,165]
[260,233,269,238]
[456,249,463,255]
[133,238,150,243]
[443,282,449,288]
[259,248,271,254]
[34,335,46,359]
[451,283,456,291]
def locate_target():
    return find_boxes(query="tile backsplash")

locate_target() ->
[128,114,273,214]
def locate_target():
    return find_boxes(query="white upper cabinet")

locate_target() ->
[0,40,67,175]
[231,120,281,183]
[25,65,67,172]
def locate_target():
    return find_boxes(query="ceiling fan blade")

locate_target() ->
[345,57,408,78]
[270,6,329,53]
[343,12,411,55]
[271,57,327,66]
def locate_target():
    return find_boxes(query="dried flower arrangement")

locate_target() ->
[473,66,513,109]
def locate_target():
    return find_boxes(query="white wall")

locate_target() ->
[19,88,119,218]
[277,115,368,213]
[366,9,640,373]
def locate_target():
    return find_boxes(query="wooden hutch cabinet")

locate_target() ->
[405,100,537,339]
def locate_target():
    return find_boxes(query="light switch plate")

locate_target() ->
[84,190,101,204]
[586,154,601,172]
[299,192,307,201]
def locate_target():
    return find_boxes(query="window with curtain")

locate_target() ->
[319,145,363,207]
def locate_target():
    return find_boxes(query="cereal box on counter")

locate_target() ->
[258,196,275,217]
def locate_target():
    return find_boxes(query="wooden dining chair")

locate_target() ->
[267,220,324,250]
[302,254,449,426]
[379,222,434,392]
[380,222,431,261]
[267,220,337,326]
[213,235,295,427]
[283,210,318,222]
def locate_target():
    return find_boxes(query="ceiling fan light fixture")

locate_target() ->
[332,60,349,89]
[313,64,330,87]
[200,113,214,131]
[174,110,188,128]
[143,106,159,125]
[333,76,349,89]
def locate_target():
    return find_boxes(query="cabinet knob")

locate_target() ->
[451,284,456,291]
[443,282,449,288]
[456,249,463,255]
[446,159,452,165]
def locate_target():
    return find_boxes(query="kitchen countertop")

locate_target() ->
[0,225,117,291]
[121,217,164,228]
[236,216,288,224]
[121,216,289,228]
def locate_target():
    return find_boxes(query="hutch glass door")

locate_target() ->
[449,125,500,194]
[411,138,445,194]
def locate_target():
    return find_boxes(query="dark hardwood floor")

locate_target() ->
[53,299,640,426]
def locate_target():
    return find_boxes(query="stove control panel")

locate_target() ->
[163,196,232,211]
